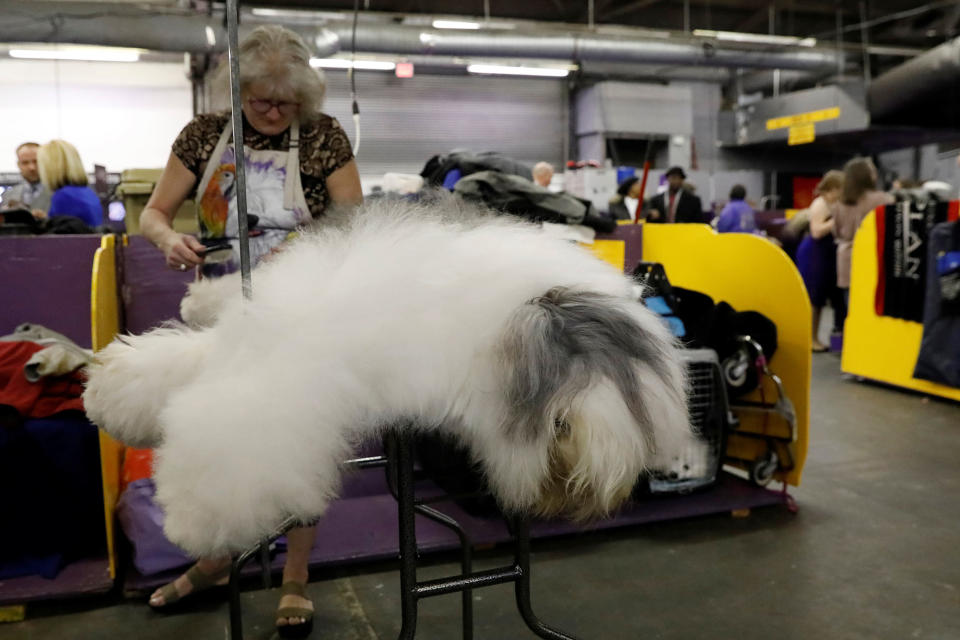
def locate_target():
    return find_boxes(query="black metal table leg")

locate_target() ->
[393,432,419,640]
[513,517,578,640]
[229,515,301,640]
[413,503,474,640]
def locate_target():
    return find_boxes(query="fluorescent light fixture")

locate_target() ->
[205,25,217,48]
[310,57,396,71]
[693,29,816,47]
[9,47,141,62]
[432,19,482,30]
[467,63,569,77]
[251,8,345,20]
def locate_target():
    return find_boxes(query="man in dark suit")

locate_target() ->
[645,166,703,223]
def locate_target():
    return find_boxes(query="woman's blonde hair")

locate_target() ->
[213,25,326,120]
[38,140,88,191]
[815,169,844,195]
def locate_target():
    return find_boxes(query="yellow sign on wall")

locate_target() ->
[788,122,816,145]
[766,106,840,130]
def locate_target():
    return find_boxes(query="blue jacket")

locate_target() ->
[716,199,757,234]
[49,185,103,228]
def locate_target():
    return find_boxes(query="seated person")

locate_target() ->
[2,142,51,218]
[37,140,103,228]
[532,161,554,189]
[715,185,758,233]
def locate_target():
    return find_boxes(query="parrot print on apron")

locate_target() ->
[195,119,311,278]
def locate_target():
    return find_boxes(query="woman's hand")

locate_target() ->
[161,232,206,271]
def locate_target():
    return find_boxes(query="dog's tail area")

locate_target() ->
[497,287,692,520]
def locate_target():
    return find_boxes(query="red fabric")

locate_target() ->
[874,207,887,316]
[122,448,155,489]
[949,200,959,222]
[0,341,85,418]
[668,192,676,218]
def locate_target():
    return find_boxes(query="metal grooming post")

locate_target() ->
[228,432,579,639]
[225,0,252,300]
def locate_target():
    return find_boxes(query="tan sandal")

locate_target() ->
[276,580,314,638]
[149,563,231,610]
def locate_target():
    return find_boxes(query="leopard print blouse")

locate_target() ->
[172,111,354,218]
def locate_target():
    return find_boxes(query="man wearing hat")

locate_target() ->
[646,166,703,223]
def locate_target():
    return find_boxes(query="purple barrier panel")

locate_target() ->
[121,236,194,335]
[595,223,644,273]
[0,235,104,348]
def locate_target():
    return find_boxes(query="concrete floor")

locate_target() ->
[6,354,960,640]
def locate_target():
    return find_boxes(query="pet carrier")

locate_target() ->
[647,348,732,494]
[724,336,798,487]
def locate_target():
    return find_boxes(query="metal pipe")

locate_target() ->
[325,23,841,71]
[226,0,251,300]
[0,2,839,72]
[859,1,872,85]
[0,1,340,55]
[868,35,960,120]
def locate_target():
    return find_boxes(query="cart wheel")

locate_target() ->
[750,451,779,487]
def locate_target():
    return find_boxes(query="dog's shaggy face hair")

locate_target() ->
[83,195,692,557]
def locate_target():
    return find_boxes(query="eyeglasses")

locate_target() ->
[246,98,300,117]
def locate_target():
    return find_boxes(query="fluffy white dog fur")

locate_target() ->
[83,196,692,558]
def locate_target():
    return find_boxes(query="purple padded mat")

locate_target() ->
[122,472,788,593]
[0,556,112,606]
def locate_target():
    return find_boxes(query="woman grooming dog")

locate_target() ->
[137,24,362,636]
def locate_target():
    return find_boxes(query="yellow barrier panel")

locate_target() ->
[642,224,811,486]
[90,235,125,580]
[842,211,960,402]
[589,239,626,271]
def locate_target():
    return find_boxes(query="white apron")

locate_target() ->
[195,119,311,278]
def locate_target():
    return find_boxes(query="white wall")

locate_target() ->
[0,59,193,174]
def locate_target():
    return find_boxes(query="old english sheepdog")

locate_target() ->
[83,196,692,558]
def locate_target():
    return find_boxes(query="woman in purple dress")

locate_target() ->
[796,170,844,352]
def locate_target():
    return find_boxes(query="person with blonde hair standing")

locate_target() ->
[138,24,362,637]
[835,158,893,330]
[37,139,103,227]
[796,170,844,351]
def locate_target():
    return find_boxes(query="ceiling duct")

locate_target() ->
[0,1,339,56]
[868,36,960,128]
[322,23,841,72]
[1,2,841,73]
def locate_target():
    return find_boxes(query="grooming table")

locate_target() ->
[228,432,581,640]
